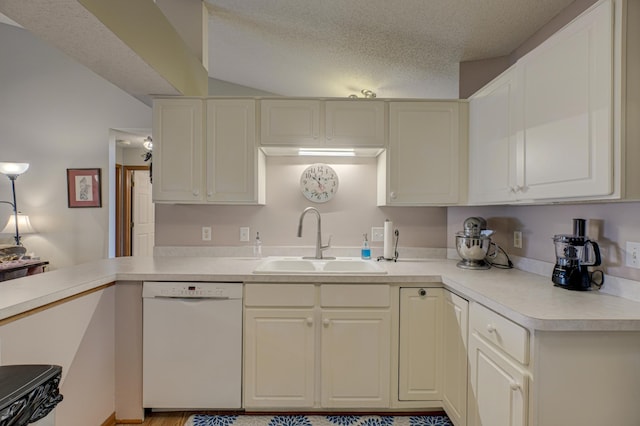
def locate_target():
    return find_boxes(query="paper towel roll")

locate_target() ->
[383,220,394,259]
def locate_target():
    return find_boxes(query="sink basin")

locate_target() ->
[253,257,387,274]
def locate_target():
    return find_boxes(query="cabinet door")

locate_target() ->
[398,287,442,401]
[468,67,519,204]
[383,102,461,205]
[442,291,469,426]
[244,308,315,408]
[205,99,263,204]
[325,101,385,147]
[518,0,613,200]
[321,309,391,408]
[152,99,204,202]
[260,99,321,145]
[468,333,528,426]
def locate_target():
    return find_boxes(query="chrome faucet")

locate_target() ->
[297,207,333,259]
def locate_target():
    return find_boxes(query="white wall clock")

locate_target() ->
[300,163,339,203]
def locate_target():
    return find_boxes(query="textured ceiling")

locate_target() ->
[205,0,575,98]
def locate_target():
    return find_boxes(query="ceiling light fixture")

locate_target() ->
[143,136,153,151]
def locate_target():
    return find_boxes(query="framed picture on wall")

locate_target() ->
[67,168,102,208]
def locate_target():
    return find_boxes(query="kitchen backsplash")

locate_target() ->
[154,156,448,250]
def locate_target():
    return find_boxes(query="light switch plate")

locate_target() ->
[240,227,250,242]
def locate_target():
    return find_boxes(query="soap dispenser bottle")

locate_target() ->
[253,232,262,258]
[361,233,371,260]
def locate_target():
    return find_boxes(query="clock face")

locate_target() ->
[300,164,339,203]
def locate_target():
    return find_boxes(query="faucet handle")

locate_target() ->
[322,235,332,250]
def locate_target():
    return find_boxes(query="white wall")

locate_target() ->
[0,23,151,269]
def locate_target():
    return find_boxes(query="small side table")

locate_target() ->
[0,365,63,425]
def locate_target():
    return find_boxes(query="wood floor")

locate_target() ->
[116,411,191,426]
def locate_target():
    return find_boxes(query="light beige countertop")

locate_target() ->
[2,256,640,332]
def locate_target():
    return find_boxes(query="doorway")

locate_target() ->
[116,165,154,256]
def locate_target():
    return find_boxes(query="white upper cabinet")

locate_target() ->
[205,99,264,204]
[468,0,616,204]
[152,98,204,202]
[379,101,465,206]
[260,99,385,149]
[517,0,613,201]
[468,67,519,204]
[325,101,385,147]
[260,99,321,145]
[152,98,264,205]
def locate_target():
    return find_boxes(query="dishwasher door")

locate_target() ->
[142,282,243,409]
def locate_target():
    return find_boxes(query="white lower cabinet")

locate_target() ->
[243,283,391,409]
[244,308,315,407]
[398,287,443,402]
[321,309,391,408]
[442,291,469,426]
[396,287,468,425]
[468,302,529,426]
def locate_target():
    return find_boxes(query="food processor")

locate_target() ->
[552,218,604,290]
[455,217,493,270]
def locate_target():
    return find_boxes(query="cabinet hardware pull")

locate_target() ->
[487,324,496,333]
[306,317,313,325]
[510,382,521,391]
[323,319,330,326]
[419,288,427,296]
[193,189,200,196]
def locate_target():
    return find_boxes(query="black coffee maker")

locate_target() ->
[552,218,603,290]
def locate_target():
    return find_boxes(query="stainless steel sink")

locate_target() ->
[253,257,387,274]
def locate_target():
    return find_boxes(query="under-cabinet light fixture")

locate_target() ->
[298,148,356,157]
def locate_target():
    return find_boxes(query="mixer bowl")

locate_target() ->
[455,234,492,269]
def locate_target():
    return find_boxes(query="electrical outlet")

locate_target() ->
[240,227,250,242]
[513,231,523,249]
[371,227,384,242]
[626,242,640,269]
[202,226,212,241]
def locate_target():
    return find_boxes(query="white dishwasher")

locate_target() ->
[142,281,243,410]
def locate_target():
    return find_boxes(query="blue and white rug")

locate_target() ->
[185,414,453,426]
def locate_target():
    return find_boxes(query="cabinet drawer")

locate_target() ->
[470,302,529,364]
[320,285,390,307]
[245,284,315,307]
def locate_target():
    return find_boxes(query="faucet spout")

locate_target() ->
[297,207,332,259]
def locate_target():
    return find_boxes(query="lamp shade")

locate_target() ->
[0,163,29,177]
[1,214,35,235]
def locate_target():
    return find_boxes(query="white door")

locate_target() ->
[132,170,154,256]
